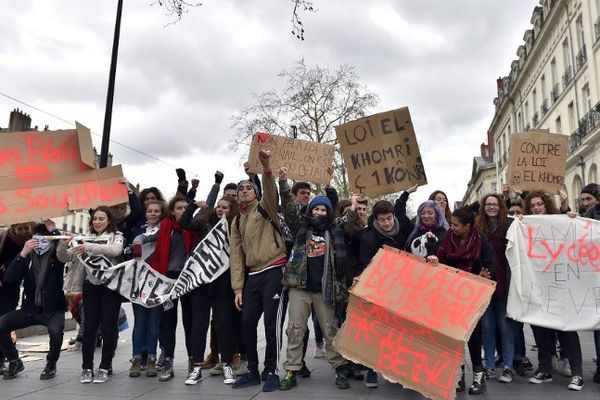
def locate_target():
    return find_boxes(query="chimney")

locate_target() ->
[496,78,504,93]
[8,108,33,132]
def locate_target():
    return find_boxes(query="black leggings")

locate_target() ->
[531,325,582,376]
[82,282,121,370]
[0,283,20,362]
[467,322,483,372]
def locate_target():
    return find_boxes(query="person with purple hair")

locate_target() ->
[405,200,449,258]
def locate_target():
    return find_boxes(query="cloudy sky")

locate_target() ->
[0,0,538,211]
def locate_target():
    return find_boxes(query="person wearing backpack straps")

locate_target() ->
[230,149,288,392]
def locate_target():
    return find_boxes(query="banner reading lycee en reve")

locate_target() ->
[334,247,495,400]
[506,215,600,331]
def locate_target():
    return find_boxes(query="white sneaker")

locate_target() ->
[557,358,572,377]
[313,346,326,358]
[223,364,235,385]
[80,369,93,383]
[209,362,224,376]
[185,366,202,385]
[93,369,109,384]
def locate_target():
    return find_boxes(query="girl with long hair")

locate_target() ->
[405,200,448,258]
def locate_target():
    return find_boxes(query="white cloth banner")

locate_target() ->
[506,215,600,331]
[82,218,230,308]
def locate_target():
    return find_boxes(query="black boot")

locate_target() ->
[456,366,465,392]
[3,359,24,379]
[468,370,486,395]
[40,361,56,380]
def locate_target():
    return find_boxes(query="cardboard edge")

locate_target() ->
[75,122,96,169]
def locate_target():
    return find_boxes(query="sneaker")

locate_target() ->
[80,369,93,383]
[3,359,24,380]
[314,346,326,358]
[158,358,174,382]
[498,368,515,383]
[456,367,465,392]
[594,367,600,383]
[522,357,534,371]
[201,353,219,370]
[233,359,248,376]
[335,365,349,389]
[0,360,5,375]
[468,371,486,395]
[262,372,280,392]
[529,372,553,384]
[485,368,496,379]
[557,358,572,377]
[40,362,56,380]
[568,375,584,391]
[146,357,157,377]
[210,362,224,376]
[185,365,202,385]
[223,364,236,385]
[129,358,142,377]
[279,370,298,391]
[156,352,166,372]
[298,363,311,378]
[232,370,261,389]
[93,368,109,384]
[351,364,364,380]
[365,369,378,388]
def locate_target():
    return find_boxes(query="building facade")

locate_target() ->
[462,132,498,205]
[489,0,600,210]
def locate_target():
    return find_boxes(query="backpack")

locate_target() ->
[236,204,294,256]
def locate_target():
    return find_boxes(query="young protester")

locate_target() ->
[278,167,350,390]
[137,195,197,382]
[178,196,239,385]
[109,179,143,246]
[139,187,166,209]
[0,222,34,374]
[57,206,124,384]
[405,200,448,258]
[230,149,287,392]
[0,223,65,380]
[433,207,495,395]
[523,191,583,391]
[475,194,519,383]
[429,190,452,223]
[128,200,167,378]
[356,198,414,388]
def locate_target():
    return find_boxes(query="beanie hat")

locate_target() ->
[237,180,260,200]
[581,183,600,199]
[308,196,332,212]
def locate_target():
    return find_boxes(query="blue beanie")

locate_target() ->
[308,196,332,212]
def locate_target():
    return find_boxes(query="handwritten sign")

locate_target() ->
[508,131,568,192]
[506,215,600,331]
[335,107,427,197]
[0,124,128,225]
[334,247,495,400]
[246,132,334,185]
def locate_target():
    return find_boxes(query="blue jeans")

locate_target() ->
[482,297,515,369]
[132,304,161,358]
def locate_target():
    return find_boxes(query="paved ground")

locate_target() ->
[4,304,600,399]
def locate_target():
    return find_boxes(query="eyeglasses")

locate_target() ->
[484,203,499,208]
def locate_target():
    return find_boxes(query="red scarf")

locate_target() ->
[150,217,196,275]
[438,228,482,272]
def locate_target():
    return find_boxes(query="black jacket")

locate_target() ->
[4,247,66,314]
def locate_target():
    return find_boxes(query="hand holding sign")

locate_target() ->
[20,239,38,258]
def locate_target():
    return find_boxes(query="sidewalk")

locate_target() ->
[4,303,600,399]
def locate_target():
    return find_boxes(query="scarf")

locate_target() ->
[373,217,400,240]
[150,217,195,275]
[441,228,482,272]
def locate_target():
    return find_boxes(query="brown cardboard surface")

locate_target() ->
[0,165,127,225]
[246,132,334,185]
[508,131,568,192]
[75,122,96,168]
[334,247,495,400]
[335,107,427,197]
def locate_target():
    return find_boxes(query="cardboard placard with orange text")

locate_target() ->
[246,132,334,185]
[0,124,128,225]
[335,107,427,197]
[334,247,495,400]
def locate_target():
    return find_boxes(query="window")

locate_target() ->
[555,116,562,133]
[524,101,530,126]
[551,59,558,85]
[541,75,547,99]
[518,112,523,132]
[491,182,498,194]
[589,163,598,184]
[568,102,575,132]
[576,15,585,49]
[562,38,571,70]
[582,83,591,113]
[532,89,538,112]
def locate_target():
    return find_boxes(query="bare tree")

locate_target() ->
[155,0,316,39]
[231,59,378,197]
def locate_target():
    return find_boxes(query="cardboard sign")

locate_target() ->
[334,247,495,400]
[508,131,568,192]
[506,215,600,331]
[246,132,334,185]
[335,107,427,197]
[0,124,128,225]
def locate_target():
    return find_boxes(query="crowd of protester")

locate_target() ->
[0,148,599,394]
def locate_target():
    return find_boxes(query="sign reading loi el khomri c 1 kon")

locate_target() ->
[506,215,600,331]
[81,218,230,308]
